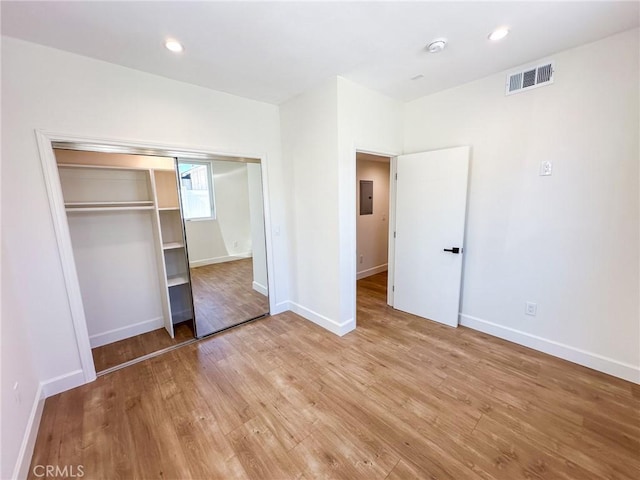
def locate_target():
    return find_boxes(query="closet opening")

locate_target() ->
[47,140,271,376]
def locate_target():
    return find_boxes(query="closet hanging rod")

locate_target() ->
[65,201,154,206]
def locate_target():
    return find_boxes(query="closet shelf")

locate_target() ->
[66,205,155,213]
[162,242,184,250]
[158,207,180,211]
[167,274,189,287]
[65,201,154,213]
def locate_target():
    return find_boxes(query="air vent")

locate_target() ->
[506,62,554,95]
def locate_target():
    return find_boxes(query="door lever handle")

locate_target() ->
[443,247,461,254]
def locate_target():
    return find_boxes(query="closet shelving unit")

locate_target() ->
[152,169,194,327]
[56,155,194,342]
[155,176,188,286]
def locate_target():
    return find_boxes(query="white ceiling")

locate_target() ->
[2,1,638,104]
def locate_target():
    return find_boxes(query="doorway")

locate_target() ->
[355,152,392,306]
[354,146,470,330]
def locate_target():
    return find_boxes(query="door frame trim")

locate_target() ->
[351,147,400,319]
[36,129,278,388]
[388,155,398,307]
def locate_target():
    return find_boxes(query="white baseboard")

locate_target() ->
[357,263,388,280]
[41,369,86,398]
[252,281,268,296]
[460,314,640,384]
[288,301,355,337]
[272,300,290,315]
[13,383,45,480]
[89,317,164,348]
[190,252,251,268]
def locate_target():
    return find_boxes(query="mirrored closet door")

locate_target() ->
[177,157,269,337]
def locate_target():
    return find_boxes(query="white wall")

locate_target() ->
[185,161,252,266]
[404,29,640,382]
[68,211,165,347]
[337,77,403,324]
[280,78,342,329]
[184,219,229,265]
[356,156,390,279]
[1,35,290,476]
[1,245,43,480]
[280,77,403,334]
[212,161,251,255]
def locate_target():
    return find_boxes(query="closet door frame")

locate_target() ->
[36,130,277,388]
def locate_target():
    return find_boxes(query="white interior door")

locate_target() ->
[393,146,470,327]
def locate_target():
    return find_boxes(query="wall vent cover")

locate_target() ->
[506,62,554,95]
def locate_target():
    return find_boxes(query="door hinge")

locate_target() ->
[393,231,396,238]
[395,173,398,180]
[392,285,395,292]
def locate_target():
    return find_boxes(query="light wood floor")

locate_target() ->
[91,323,194,372]
[30,272,639,479]
[190,258,269,337]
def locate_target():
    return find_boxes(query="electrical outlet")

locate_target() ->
[539,161,552,176]
[233,241,238,248]
[525,302,537,316]
[359,255,364,264]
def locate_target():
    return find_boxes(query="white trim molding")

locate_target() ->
[357,263,388,280]
[252,281,268,296]
[13,384,45,480]
[189,253,251,268]
[460,314,640,384]
[352,147,400,318]
[89,317,164,348]
[36,131,97,384]
[41,370,86,398]
[287,301,356,337]
[271,301,291,316]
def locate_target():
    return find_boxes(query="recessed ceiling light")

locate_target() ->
[488,27,510,41]
[427,39,447,53]
[165,39,184,53]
